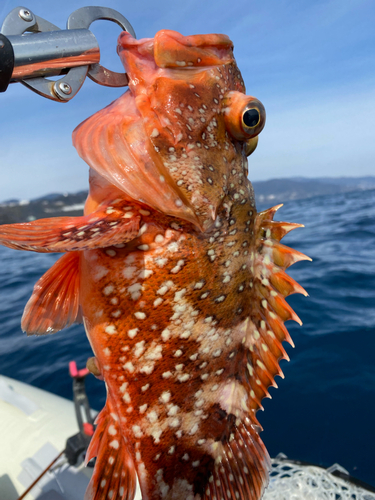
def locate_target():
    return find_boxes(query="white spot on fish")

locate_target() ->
[147,410,158,424]
[161,329,171,341]
[108,425,117,435]
[123,266,137,279]
[103,285,114,296]
[105,325,117,335]
[174,288,187,301]
[151,429,163,443]
[138,224,148,236]
[155,257,168,268]
[155,234,164,243]
[134,311,146,320]
[123,362,135,373]
[189,423,199,435]
[160,391,171,403]
[93,266,109,281]
[119,383,128,393]
[132,425,143,438]
[170,418,180,428]
[180,330,191,339]
[128,328,138,339]
[133,341,146,358]
[139,269,153,279]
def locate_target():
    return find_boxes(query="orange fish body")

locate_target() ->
[0,30,310,500]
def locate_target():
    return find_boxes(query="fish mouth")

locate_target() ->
[118,29,235,70]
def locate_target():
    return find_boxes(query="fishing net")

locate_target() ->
[263,456,375,500]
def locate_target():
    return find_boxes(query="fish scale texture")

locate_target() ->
[0,29,310,500]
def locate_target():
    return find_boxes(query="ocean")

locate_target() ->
[0,188,374,486]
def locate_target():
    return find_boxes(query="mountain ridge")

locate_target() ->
[0,177,374,224]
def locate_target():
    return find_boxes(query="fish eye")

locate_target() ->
[242,108,260,129]
[223,91,266,141]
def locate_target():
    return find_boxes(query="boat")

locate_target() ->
[1,371,374,500]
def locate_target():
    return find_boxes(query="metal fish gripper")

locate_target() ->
[0,6,136,101]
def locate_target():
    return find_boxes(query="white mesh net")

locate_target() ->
[263,457,375,500]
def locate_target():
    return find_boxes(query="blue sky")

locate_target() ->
[0,0,374,201]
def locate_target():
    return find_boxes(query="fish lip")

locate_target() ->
[117,30,235,70]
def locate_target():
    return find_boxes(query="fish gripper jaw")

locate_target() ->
[0,6,136,101]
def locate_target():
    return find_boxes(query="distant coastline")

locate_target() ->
[0,176,374,224]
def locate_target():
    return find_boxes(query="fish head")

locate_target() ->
[73,30,265,229]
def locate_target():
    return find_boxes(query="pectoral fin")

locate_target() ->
[22,252,81,335]
[0,202,140,252]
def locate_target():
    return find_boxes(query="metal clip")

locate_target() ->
[0,6,136,101]
[67,7,135,88]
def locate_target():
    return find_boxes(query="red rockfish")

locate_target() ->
[0,30,310,500]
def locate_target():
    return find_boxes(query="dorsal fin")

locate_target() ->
[243,205,311,411]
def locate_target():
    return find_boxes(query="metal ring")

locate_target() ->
[67,7,136,88]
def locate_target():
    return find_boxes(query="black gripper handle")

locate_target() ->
[0,34,14,93]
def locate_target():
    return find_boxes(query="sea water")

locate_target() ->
[0,188,374,486]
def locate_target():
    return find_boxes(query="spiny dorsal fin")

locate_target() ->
[241,205,310,414]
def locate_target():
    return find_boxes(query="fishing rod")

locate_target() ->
[0,5,135,101]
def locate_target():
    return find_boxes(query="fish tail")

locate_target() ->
[204,420,270,500]
[85,402,136,500]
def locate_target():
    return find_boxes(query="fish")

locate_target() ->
[0,29,310,500]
